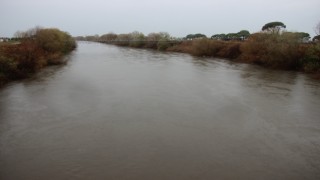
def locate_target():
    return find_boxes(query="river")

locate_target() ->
[1,42,320,180]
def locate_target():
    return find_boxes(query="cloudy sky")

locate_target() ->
[1,0,319,37]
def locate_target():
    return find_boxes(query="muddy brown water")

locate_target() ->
[1,42,320,180]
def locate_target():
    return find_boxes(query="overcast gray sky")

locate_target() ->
[1,0,319,37]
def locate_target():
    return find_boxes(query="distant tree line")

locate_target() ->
[77,21,319,46]
[184,33,207,40]
[75,21,320,76]
[210,30,251,41]
[169,21,320,75]
[75,31,180,50]
[183,21,316,42]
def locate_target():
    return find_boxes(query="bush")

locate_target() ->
[0,56,18,83]
[240,33,305,69]
[216,42,241,59]
[189,39,241,59]
[167,41,193,53]
[239,33,271,64]
[0,27,76,87]
[191,39,221,56]
[115,34,130,46]
[129,32,145,48]
[301,44,320,72]
[35,28,76,53]
[157,40,171,51]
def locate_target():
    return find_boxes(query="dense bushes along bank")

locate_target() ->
[0,27,76,87]
[80,31,320,77]
[169,33,320,75]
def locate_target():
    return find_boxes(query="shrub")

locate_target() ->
[0,56,18,82]
[129,31,145,48]
[240,33,305,69]
[216,42,241,59]
[145,32,170,49]
[239,33,271,64]
[115,34,130,46]
[167,41,193,53]
[157,39,171,51]
[191,39,221,56]
[35,28,76,53]
[0,27,76,87]
[301,44,320,72]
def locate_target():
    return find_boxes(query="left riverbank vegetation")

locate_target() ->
[0,27,76,87]
[77,21,320,77]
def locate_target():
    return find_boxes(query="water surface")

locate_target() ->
[1,42,320,180]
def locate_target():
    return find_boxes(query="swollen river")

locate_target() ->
[1,42,320,180]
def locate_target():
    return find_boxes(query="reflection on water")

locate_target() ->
[0,42,320,180]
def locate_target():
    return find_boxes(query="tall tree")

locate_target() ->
[185,33,206,40]
[296,32,310,42]
[262,21,286,34]
[237,30,250,40]
[226,33,239,40]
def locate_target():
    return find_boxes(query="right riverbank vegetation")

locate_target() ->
[77,21,320,78]
[0,27,76,86]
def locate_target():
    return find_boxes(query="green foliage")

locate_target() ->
[129,31,145,48]
[237,30,250,40]
[295,32,310,39]
[211,34,226,40]
[98,31,174,50]
[35,28,76,53]
[226,33,239,40]
[281,32,310,42]
[157,40,170,51]
[262,21,286,34]
[76,24,320,76]
[157,32,171,50]
[211,30,250,41]
[185,33,207,40]
[301,44,320,72]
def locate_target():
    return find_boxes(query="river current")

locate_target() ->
[1,42,320,180]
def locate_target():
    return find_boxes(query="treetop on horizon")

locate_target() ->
[262,21,286,34]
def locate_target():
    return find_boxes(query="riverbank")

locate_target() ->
[168,39,319,78]
[0,28,76,87]
[1,42,320,180]
[94,33,320,78]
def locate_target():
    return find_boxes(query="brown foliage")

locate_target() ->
[0,27,76,86]
[191,39,223,56]
[169,39,241,59]
[100,33,117,41]
[167,41,193,53]
[168,34,319,74]
[216,42,241,59]
[239,33,270,64]
[240,33,306,69]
